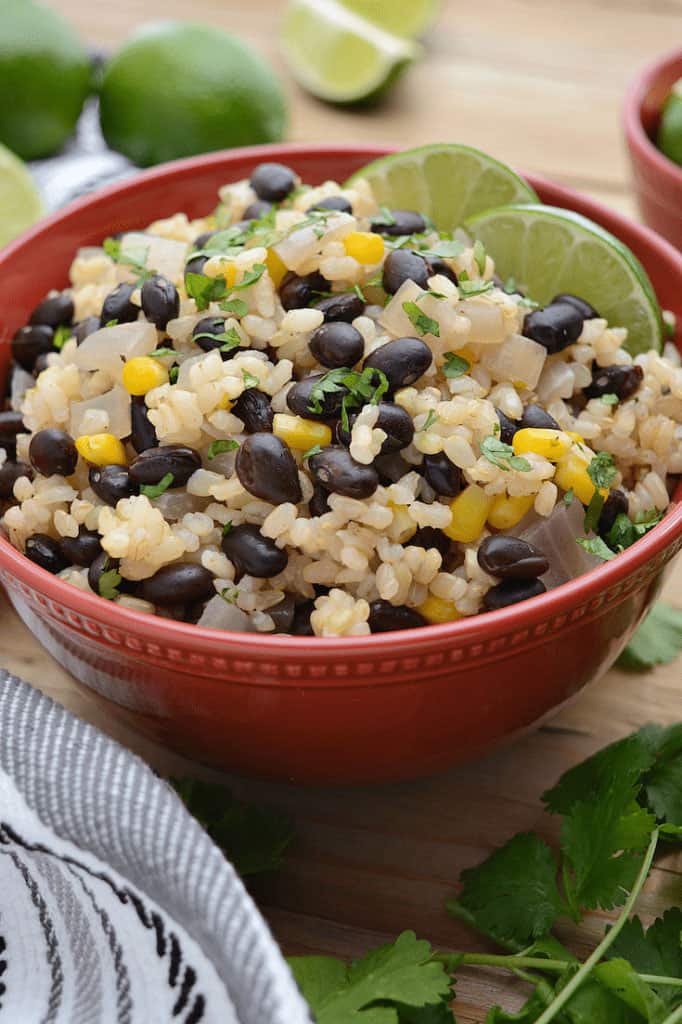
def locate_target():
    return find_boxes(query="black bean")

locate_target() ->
[598,488,629,538]
[382,249,430,294]
[496,408,519,445]
[313,292,364,323]
[222,523,288,578]
[250,162,297,202]
[427,257,458,285]
[520,403,560,430]
[129,445,202,488]
[0,461,32,500]
[141,275,180,330]
[363,336,432,392]
[29,429,78,477]
[478,536,549,580]
[371,210,427,237]
[308,481,330,516]
[309,446,379,499]
[25,533,68,574]
[483,577,547,611]
[422,452,463,497]
[89,464,136,505]
[140,564,215,607]
[231,388,274,433]
[337,401,414,453]
[374,453,413,486]
[12,325,54,371]
[193,230,218,248]
[309,322,364,368]
[269,593,296,633]
[408,526,452,560]
[130,395,158,454]
[552,293,599,319]
[291,599,315,635]
[60,527,102,567]
[287,373,347,422]
[523,302,584,354]
[243,199,273,220]
[185,255,208,280]
[0,410,25,457]
[307,196,352,214]
[583,364,644,402]
[368,600,426,633]
[279,271,327,311]
[101,283,138,327]
[29,292,74,328]
[73,316,101,344]
[235,433,302,504]
[191,316,232,354]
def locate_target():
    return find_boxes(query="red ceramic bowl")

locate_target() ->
[624,47,682,249]
[1,144,682,785]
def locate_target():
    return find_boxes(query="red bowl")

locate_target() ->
[624,47,682,249]
[1,144,682,784]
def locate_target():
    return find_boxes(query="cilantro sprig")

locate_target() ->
[140,472,174,499]
[307,366,389,432]
[402,300,440,338]
[103,236,156,286]
[53,325,72,351]
[97,558,121,601]
[480,435,531,472]
[443,352,470,379]
[617,603,682,671]
[207,439,239,460]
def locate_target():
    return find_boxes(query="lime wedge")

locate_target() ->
[340,0,440,37]
[345,144,538,231]
[0,142,43,248]
[467,203,663,355]
[281,0,420,104]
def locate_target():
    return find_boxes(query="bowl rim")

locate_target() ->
[2,142,682,657]
[623,45,682,188]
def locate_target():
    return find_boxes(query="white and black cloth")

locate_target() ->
[0,672,312,1024]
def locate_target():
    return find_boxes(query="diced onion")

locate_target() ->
[197,594,254,631]
[69,385,132,439]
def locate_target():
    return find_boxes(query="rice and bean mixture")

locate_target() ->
[2,161,681,636]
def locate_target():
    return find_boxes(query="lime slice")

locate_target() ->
[345,144,538,231]
[0,143,43,248]
[280,0,420,104]
[466,203,663,355]
[340,0,440,37]
[657,78,682,167]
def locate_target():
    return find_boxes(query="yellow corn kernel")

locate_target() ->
[443,484,493,543]
[555,451,608,506]
[387,502,417,544]
[218,395,233,410]
[513,427,572,463]
[266,248,287,288]
[488,493,534,530]
[122,356,169,396]
[203,258,237,287]
[76,433,127,466]
[418,595,463,624]
[566,431,585,445]
[273,413,332,451]
[343,231,385,265]
[451,346,478,365]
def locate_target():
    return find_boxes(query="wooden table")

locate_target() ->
[7,1,682,1018]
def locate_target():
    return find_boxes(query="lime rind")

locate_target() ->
[340,0,441,38]
[0,143,43,248]
[345,143,538,230]
[466,203,663,356]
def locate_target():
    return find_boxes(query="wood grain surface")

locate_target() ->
[6,1,682,1018]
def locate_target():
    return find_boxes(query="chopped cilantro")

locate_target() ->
[149,346,176,359]
[140,472,174,498]
[402,300,440,337]
[583,489,605,535]
[97,559,121,601]
[232,263,266,290]
[617,603,682,671]
[103,236,155,285]
[307,366,388,431]
[104,319,119,328]
[302,444,322,460]
[503,276,519,294]
[563,488,575,506]
[185,272,227,311]
[419,409,439,433]
[52,325,72,351]
[473,239,487,276]
[353,283,366,303]
[458,279,494,298]
[587,451,617,491]
[608,509,663,552]
[222,520,232,536]
[241,369,259,389]
[480,435,531,472]
[576,535,616,560]
[443,352,470,379]
[601,393,619,406]
[220,586,239,604]
[207,439,239,460]
[192,328,242,354]
[220,297,249,318]
[169,365,179,384]
[420,238,465,260]
[372,205,397,226]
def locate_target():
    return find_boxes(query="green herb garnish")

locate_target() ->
[307,366,389,433]
[402,300,440,337]
[185,272,227,311]
[302,444,322,460]
[53,325,72,351]
[140,472,174,499]
[473,239,487,276]
[98,559,122,601]
[601,393,619,406]
[563,488,575,506]
[104,319,119,328]
[192,327,242,354]
[241,369,259,389]
[576,535,616,560]
[169,366,179,384]
[220,297,249,318]
[458,279,494,297]
[232,263,266,290]
[103,236,156,285]
[608,508,664,552]
[372,205,397,227]
[222,520,233,536]
[443,352,470,378]
[419,409,439,433]
[617,603,682,671]
[480,435,531,472]
[420,238,465,260]
[588,451,617,491]
[149,346,176,359]
[207,439,239,460]
[220,586,239,604]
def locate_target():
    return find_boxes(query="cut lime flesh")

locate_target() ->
[345,143,538,231]
[467,203,663,356]
[281,0,420,103]
[0,143,43,248]
[340,0,440,37]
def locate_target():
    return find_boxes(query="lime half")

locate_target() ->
[346,144,538,231]
[0,143,42,248]
[340,0,440,37]
[467,203,663,355]
[281,0,420,104]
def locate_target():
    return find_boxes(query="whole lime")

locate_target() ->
[0,0,91,160]
[657,79,682,168]
[99,21,287,167]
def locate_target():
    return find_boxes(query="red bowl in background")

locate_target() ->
[1,144,682,785]
[624,47,682,249]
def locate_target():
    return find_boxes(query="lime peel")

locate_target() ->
[0,143,43,248]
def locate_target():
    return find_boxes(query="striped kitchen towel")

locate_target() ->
[0,671,312,1024]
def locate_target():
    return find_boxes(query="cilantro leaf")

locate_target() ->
[241,369,259,389]
[289,932,453,1024]
[419,410,439,433]
[617,604,682,672]
[480,436,531,473]
[98,561,121,601]
[503,276,519,295]
[185,272,227,310]
[587,451,617,491]
[308,367,349,414]
[303,443,323,460]
[169,365,179,384]
[601,393,619,406]
[593,958,668,1021]
[458,280,494,297]
[232,262,266,290]
[149,346,177,359]
[207,439,239,459]
[103,236,155,284]
[402,301,440,338]
[640,723,682,827]
[543,733,658,816]
[420,239,465,261]
[609,910,682,1009]
[53,325,72,351]
[222,520,232,537]
[140,472,174,498]
[373,205,397,227]
[447,833,563,949]
[172,777,293,876]
[563,489,575,507]
[192,327,242,354]
[220,297,249,317]
[608,510,664,552]
[473,239,487,276]
[307,367,388,424]
[576,536,616,560]
[443,352,470,379]
[583,490,605,535]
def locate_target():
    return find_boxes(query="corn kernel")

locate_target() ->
[343,231,385,265]
[218,395,233,410]
[513,428,572,462]
[273,413,332,450]
[566,431,585,445]
[122,356,169,396]
[266,248,287,288]
[443,484,493,543]
[76,433,127,466]
[488,493,534,530]
[418,595,463,624]
[387,502,417,544]
[555,451,608,505]
[452,346,478,365]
